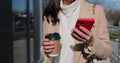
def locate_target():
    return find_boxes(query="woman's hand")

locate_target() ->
[43,38,55,53]
[71,26,93,46]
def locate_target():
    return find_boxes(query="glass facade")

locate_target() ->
[12,0,33,63]
[12,0,50,63]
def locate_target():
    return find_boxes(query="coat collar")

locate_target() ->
[79,0,94,18]
[59,0,94,18]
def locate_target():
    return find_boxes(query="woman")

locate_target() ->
[42,0,112,63]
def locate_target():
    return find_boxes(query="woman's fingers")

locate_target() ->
[43,38,55,53]
[43,44,55,49]
[71,32,85,42]
[73,28,90,41]
[43,40,54,46]
[44,49,53,53]
[79,26,90,36]
[43,38,49,42]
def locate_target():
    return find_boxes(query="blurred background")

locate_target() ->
[11,0,120,63]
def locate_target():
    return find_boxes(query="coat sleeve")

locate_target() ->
[84,5,112,60]
[40,16,53,63]
[41,12,60,63]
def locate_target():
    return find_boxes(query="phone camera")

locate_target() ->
[78,20,84,24]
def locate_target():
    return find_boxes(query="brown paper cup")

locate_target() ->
[48,40,60,57]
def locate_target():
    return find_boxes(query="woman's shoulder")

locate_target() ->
[85,0,104,10]
[88,2,105,13]
[95,4,104,10]
[94,5,105,15]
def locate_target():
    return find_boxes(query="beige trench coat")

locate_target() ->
[41,0,112,63]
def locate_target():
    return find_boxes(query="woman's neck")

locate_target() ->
[62,0,76,5]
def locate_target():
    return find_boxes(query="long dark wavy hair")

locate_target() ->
[43,0,61,26]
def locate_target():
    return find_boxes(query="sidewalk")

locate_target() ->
[13,39,34,63]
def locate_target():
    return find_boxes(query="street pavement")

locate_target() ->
[14,39,119,63]
[13,39,34,63]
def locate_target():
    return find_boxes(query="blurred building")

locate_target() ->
[12,10,34,32]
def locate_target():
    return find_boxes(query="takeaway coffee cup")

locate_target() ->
[45,32,61,57]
